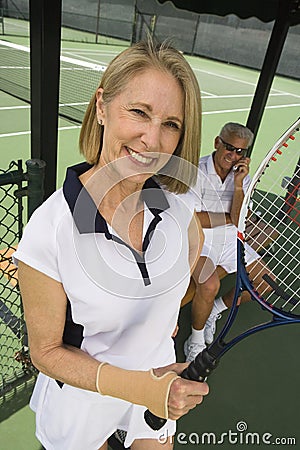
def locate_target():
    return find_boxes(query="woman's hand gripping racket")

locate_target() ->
[145,117,300,430]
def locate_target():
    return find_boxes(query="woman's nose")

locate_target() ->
[141,122,161,152]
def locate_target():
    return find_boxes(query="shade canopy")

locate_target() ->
[157,0,300,25]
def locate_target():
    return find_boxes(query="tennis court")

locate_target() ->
[1,33,299,174]
[0,29,300,450]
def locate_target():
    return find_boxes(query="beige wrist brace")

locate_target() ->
[96,363,178,419]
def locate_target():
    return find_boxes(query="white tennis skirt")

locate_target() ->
[30,373,176,449]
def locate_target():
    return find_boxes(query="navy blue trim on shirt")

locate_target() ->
[56,298,84,388]
[57,164,170,388]
[62,162,111,237]
[62,162,170,286]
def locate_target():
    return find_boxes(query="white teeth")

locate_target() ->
[127,148,152,164]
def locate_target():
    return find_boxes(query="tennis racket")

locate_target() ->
[145,116,300,430]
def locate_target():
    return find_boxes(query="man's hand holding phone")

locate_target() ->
[233,157,250,175]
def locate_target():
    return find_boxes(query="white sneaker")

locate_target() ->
[183,335,206,362]
[204,312,222,344]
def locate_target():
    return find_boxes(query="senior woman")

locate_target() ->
[14,39,208,450]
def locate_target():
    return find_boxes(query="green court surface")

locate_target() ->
[0,33,299,449]
[1,301,300,449]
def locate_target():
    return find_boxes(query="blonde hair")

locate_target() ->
[79,39,201,194]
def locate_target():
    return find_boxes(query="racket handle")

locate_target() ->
[182,347,218,381]
[144,349,218,430]
[144,411,167,430]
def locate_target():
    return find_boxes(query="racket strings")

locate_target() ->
[256,184,300,225]
[245,207,299,306]
[243,122,299,316]
[245,211,278,251]
[245,211,300,312]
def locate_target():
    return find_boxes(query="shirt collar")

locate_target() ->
[207,152,234,181]
[207,153,217,175]
[63,162,170,234]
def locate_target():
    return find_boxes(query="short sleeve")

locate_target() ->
[243,174,251,194]
[13,190,64,282]
[189,167,205,213]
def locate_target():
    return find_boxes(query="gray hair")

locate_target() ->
[219,122,254,147]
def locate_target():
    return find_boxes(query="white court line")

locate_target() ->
[0,65,30,68]
[0,105,30,110]
[2,103,298,136]
[0,125,80,138]
[62,54,101,64]
[63,52,114,66]
[62,48,112,52]
[203,103,300,115]
[193,67,259,88]
[3,40,296,99]
[201,91,216,97]
[62,49,120,65]
[0,40,107,71]
[202,93,297,99]
[59,53,299,100]
[0,102,88,111]
[0,39,30,52]
[63,48,121,56]
[1,93,293,111]
[60,56,106,72]
[59,102,88,106]
[60,48,300,99]
[193,67,299,98]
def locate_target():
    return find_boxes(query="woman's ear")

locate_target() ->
[96,88,105,125]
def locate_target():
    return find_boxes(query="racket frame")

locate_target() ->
[144,117,300,430]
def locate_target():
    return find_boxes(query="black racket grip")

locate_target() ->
[181,348,219,381]
[144,349,218,430]
[144,411,167,430]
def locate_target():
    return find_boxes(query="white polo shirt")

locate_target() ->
[191,154,258,273]
[194,153,251,214]
[13,162,195,449]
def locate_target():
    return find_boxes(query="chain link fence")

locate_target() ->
[0,159,45,421]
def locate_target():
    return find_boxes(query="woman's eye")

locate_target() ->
[165,121,180,130]
[131,108,147,117]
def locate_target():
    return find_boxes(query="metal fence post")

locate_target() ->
[25,159,46,219]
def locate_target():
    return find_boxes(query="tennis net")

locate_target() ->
[0,39,107,123]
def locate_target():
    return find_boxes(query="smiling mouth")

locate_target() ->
[126,147,155,165]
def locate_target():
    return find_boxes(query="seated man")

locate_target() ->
[184,122,274,361]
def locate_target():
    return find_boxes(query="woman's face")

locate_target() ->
[96,68,184,186]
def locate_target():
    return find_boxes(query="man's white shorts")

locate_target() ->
[201,224,259,274]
